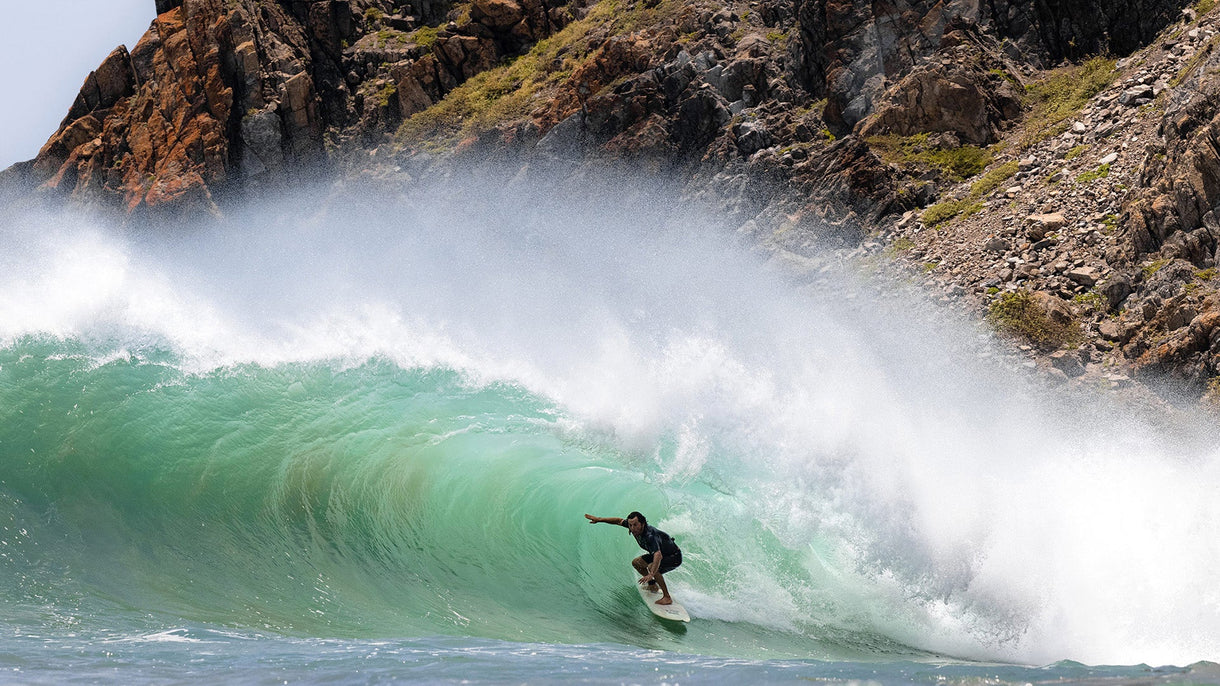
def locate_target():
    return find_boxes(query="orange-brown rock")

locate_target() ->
[472,0,526,30]
[855,20,1024,145]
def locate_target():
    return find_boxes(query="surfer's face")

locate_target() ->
[627,517,644,534]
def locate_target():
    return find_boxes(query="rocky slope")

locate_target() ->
[6,0,1220,405]
[876,5,1220,405]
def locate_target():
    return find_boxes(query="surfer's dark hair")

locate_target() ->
[626,511,647,526]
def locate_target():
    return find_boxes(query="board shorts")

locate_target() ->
[637,551,682,575]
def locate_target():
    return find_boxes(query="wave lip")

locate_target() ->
[2,180,1220,667]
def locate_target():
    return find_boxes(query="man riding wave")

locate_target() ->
[584,511,682,605]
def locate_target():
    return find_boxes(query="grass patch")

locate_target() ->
[376,28,409,48]
[1072,291,1107,315]
[1064,144,1088,160]
[889,236,915,254]
[989,67,1023,88]
[375,82,398,108]
[1198,267,1218,281]
[1196,0,1217,15]
[988,290,1080,348]
[921,198,983,227]
[1020,56,1117,148]
[1076,163,1111,184]
[869,133,993,181]
[917,158,1016,226]
[1171,31,1220,88]
[411,25,440,50]
[970,160,1019,197]
[396,0,684,147]
[766,30,788,44]
[1143,258,1170,279]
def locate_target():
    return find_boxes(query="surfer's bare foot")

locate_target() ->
[655,597,673,606]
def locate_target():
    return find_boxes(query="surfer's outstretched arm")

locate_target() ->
[585,514,624,525]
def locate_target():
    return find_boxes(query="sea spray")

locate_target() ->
[1,172,1219,667]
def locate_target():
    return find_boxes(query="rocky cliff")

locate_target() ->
[8,0,1220,405]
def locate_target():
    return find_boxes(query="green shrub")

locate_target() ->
[869,133,992,181]
[1076,163,1110,183]
[988,290,1080,348]
[376,82,398,107]
[1072,291,1107,314]
[1142,258,1169,278]
[412,25,439,50]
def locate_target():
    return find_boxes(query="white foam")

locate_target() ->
[4,181,1220,666]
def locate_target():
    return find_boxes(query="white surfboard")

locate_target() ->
[635,581,690,622]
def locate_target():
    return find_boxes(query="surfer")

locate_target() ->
[585,511,682,605]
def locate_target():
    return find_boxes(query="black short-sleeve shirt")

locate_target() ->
[620,520,681,557]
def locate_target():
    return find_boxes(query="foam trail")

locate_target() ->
[1,173,1219,666]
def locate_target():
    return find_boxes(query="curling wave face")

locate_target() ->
[2,175,1220,666]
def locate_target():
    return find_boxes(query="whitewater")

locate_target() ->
[2,172,1220,684]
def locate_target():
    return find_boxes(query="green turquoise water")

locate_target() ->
[3,184,1220,683]
[0,337,912,659]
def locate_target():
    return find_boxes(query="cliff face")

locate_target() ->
[13,0,572,218]
[9,0,1220,401]
[793,0,1192,134]
[21,0,329,218]
[12,0,1192,221]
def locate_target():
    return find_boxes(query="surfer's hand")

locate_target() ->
[585,514,597,524]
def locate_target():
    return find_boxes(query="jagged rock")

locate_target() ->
[1168,303,1199,331]
[1102,272,1134,309]
[472,0,525,30]
[855,20,1024,145]
[1066,266,1099,286]
[4,0,589,217]
[1032,290,1075,327]
[1118,85,1155,105]
[1099,318,1127,342]
[1027,212,1067,239]
[1136,303,1220,383]
[735,121,772,155]
[1049,350,1086,376]
[795,0,1191,135]
[984,236,1010,252]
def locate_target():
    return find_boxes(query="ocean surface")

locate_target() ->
[3,177,1220,684]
